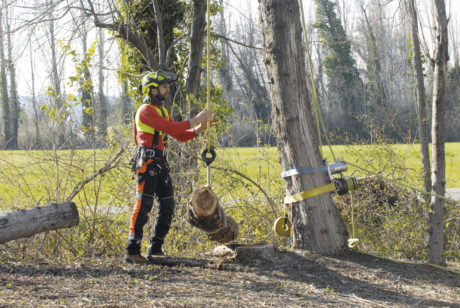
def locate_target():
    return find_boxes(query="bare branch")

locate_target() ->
[213,33,262,50]
[66,148,125,201]
[152,0,165,68]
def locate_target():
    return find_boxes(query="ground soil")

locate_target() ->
[0,248,459,307]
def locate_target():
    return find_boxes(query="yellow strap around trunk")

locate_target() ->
[284,182,336,204]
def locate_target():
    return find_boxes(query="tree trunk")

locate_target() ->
[185,0,206,115]
[0,0,11,149]
[97,26,107,140]
[6,7,18,150]
[187,187,238,243]
[408,0,431,195]
[29,39,40,148]
[80,17,94,146]
[429,0,448,266]
[0,202,79,244]
[259,0,348,255]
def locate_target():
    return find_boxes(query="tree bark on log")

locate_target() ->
[259,0,348,255]
[187,187,238,243]
[0,202,79,244]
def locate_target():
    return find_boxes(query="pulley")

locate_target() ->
[202,146,216,188]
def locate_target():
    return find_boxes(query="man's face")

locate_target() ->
[152,84,170,98]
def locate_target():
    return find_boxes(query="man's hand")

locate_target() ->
[190,109,215,126]
[194,115,218,135]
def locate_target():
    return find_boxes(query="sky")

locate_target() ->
[7,0,459,99]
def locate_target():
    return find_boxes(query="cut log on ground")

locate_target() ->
[0,202,79,244]
[147,256,223,269]
[233,243,280,263]
[187,187,238,243]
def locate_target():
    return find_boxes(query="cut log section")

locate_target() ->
[0,202,79,244]
[188,187,238,243]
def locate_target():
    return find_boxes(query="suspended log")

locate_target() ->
[187,187,238,243]
[0,202,79,244]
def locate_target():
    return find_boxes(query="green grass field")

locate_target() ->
[1,143,460,209]
[215,143,460,188]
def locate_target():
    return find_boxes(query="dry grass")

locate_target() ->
[1,248,459,307]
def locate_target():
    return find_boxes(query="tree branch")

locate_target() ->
[66,148,125,201]
[213,33,262,50]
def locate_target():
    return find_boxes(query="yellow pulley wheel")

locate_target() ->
[273,217,292,237]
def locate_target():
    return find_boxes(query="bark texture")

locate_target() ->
[185,0,207,115]
[408,0,431,195]
[259,0,348,255]
[188,187,238,243]
[0,202,79,244]
[429,0,448,266]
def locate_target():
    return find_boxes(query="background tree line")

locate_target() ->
[0,0,458,150]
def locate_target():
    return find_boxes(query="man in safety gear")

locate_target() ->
[125,70,216,263]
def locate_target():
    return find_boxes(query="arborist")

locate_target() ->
[125,70,217,264]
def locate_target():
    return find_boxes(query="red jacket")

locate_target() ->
[134,103,196,150]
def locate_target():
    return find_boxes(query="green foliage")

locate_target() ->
[1,144,459,262]
[313,0,365,138]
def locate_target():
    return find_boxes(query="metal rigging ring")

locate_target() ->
[201,146,216,166]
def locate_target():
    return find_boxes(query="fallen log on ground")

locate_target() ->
[187,187,238,243]
[0,202,79,244]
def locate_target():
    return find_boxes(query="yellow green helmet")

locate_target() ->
[140,70,177,96]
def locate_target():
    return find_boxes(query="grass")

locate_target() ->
[216,142,460,188]
[1,143,460,210]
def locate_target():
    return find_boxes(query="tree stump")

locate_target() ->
[187,187,238,243]
[0,202,79,244]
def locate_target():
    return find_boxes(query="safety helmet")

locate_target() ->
[140,70,177,96]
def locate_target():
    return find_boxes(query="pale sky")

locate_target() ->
[10,0,460,98]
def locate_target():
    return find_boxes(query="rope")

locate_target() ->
[206,0,211,151]
[299,0,336,161]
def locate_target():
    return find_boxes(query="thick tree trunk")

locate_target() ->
[408,0,431,195]
[429,0,448,266]
[187,187,238,243]
[185,0,207,115]
[0,202,79,244]
[259,0,348,255]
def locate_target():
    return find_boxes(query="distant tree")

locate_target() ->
[79,16,94,146]
[428,0,448,266]
[6,4,19,149]
[0,0,11,148]
[29,39,40,148]
[96,26,107,141]
[313,0,365,140]
[408,0,431,194]
[445,61,460,141]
